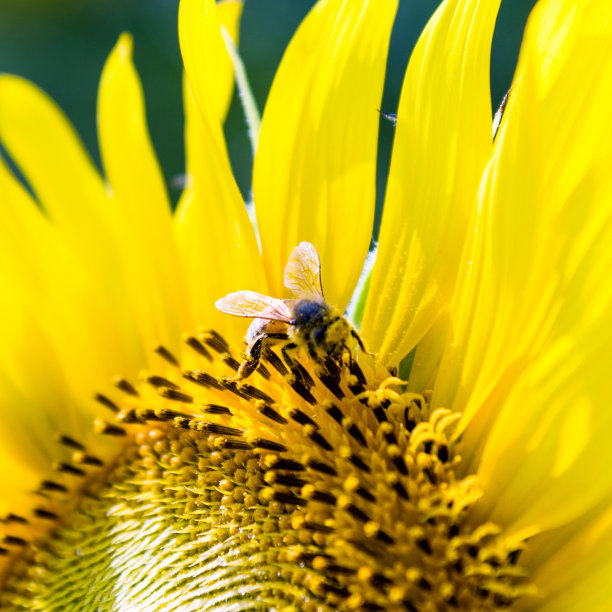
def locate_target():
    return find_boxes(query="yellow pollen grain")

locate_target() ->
[343,475,360,493]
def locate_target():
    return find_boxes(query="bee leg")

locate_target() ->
[350,328,373,356]
[236,336,265,380]
[341,342,353,368]
[280,342,298,368]
[236,332,289,380]
[280,342,300,378]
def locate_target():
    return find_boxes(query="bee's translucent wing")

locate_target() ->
[215,291,293,322]
[284,242,324,299]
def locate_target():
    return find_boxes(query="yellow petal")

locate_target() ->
[177,0,263,341]
[435,0,612,541]
[0,162,73,469]
[214,0,242,123]
[0,445,41,520]
[0,303,75,470]
[522,507,612,611]
[0,76,145,370]
[98,34,190,352]
[253,0,398,310]
[0,157,123,472]
[361,0,500,365]
[176,79,265,343]
[179,0,241,125]
[433,0,612,423]
[474,262,612,537]
[0,75,110,240]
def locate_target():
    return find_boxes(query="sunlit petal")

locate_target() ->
[433,0,612,425]
[425,0,612,558]
[0,75,110,245]
[253,0,397,310]
[179,0,242,124]
[361,0,500,366]
[0,75,146,372]
[98,34,190,351]
[176,81,265,343]
[0,157,123,470]
[522,506,612,611]
[176,0,263,341]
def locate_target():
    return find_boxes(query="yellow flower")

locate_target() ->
[0,0,610,609]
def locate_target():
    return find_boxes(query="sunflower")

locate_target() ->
[0,0,611,609]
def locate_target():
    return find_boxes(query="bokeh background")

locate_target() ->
[0,0,537,239]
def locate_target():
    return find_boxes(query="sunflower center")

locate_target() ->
[1,331,532,611]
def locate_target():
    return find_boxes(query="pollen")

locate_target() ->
[0,331,533,611]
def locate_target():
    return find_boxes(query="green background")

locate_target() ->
[0,0,537,238]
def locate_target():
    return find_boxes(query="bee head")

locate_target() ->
[291,299,328,327]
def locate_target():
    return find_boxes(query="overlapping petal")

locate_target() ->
[361,0,501,366]
[253,0,397,310]
[0,152,123,481]
[98,34,190,353]
[433,0,612,427]
[424,0,612,550]
[0,2,253,490]
[177,0,264,342]
[0,75,146,375]
[179,0,242,124]
[0,35,200,486]
[0,76,109,242]
[523,506,612,610]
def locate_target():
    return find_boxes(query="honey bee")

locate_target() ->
[215,242,367,380]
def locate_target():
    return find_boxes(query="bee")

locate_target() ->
[215,242,367,380]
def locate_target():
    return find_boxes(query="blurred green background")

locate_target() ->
[0,0,537,238]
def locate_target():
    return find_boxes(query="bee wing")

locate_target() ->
[215,291,293,322]
[284,241,324,299]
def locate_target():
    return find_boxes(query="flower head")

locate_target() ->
[1,0,611,609]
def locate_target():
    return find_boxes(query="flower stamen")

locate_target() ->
[0,330,534,610]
